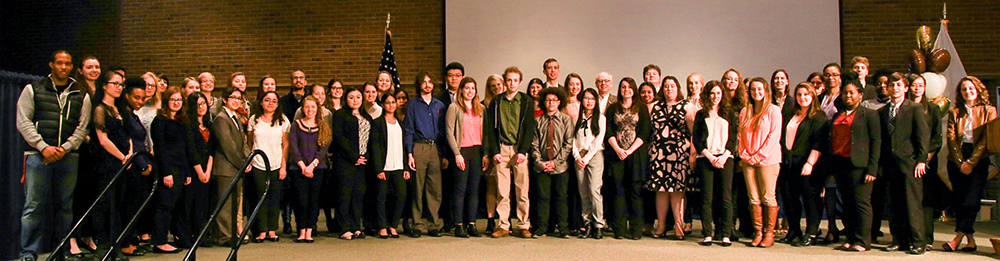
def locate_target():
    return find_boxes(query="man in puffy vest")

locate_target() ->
[16,50,92,261]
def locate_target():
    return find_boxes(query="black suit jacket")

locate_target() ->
[436,90,457,158]
[918,101,943,157]
[331,109,374,164]
[830,106,881,176]
[878,99,930,174]
[370,115,406,173]
[781,111,829,166]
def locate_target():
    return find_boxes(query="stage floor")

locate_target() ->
[40,219,1000,261]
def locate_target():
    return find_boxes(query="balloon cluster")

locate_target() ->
[907,26,950,103]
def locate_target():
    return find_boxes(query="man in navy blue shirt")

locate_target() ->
[404,71,447,237]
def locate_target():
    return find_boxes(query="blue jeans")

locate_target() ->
[21,152,79,258]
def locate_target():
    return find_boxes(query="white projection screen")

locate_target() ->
[446,0,841,95]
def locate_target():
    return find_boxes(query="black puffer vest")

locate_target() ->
[26,77,86,151]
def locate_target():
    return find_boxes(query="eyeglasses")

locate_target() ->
[107,82,122,88]
[545,98,561,103]
[228,95,242,99]
[169,98,184,102]
[263,98,278,104]
[292,76,307,80]
[202,80,215,85]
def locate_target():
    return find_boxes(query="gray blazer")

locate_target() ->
[444,103,486,156]
[213,109,251,177]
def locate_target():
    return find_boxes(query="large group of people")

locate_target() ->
[15,50,998,261]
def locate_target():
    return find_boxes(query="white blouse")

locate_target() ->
[384,121,404,171]
[704,115,730,156]
[249,114,290,171]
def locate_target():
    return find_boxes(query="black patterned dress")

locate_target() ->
[646,101,692,192]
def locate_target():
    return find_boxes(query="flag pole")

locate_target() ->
[942,3,948,28]
[386,13,391,36]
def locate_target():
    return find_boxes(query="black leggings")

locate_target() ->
[250,168,281,232]
[336,163,366,233]
[376,170,407,228]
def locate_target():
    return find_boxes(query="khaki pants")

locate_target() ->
[214,175,244,243]
[742,163,779,207]
[495,144,530,231]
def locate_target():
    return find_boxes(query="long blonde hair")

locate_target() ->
[302,96,332,148]
[740,77,773,132]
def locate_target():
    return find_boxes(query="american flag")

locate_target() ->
[379,31,401,90]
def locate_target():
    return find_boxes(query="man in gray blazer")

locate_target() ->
[212,87,251,246]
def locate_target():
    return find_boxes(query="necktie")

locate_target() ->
[888,103,897,133]
[546,116,557,160]
[232,115,243,132]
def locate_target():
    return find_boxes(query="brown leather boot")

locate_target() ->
[750,204,763,247]
[761,205,780,247]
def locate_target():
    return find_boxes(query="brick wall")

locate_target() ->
[841,0,1000,78]
[4,0,999,89]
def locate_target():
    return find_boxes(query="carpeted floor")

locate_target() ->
[44,219,1000,261]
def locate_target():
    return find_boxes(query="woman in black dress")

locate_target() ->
[183,92,215,247]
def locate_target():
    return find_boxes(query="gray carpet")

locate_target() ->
[49,220,1000,261]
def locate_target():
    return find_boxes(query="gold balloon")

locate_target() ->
[917,26,934,53]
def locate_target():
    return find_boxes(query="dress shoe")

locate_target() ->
[907,246,926,255]
[720,238,732,247]
[268,236,281,242]
[466,224,481,237]
[883,243,905,252]
[427,229,442,237]
[251,237,265,243]
[490,229,511,238]
[591,228,604,239]
[700,237,713,246]
[354,231,367,239]
[305,238,315,243]
[454,226,469,238]
[532,233,547,238]
[410,230,423,238]
[517,229,533,238]
[21,255,35,261]
[961,246,977,252]
[613,233,624,240]
[551,230,569,239]
[779,233,799,244]
[846,245,868,252]
[485,218,496,234]
[800,236,817,246]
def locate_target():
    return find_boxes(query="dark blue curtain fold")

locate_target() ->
[2,70,43,260]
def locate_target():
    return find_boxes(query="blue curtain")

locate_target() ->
[1,70,43,260]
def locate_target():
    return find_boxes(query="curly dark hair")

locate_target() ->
[537,87,567,113]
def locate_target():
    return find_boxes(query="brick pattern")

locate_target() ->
[4,0,999,91]
[841,0,1000,77]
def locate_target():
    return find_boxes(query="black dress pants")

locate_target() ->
[152,171,188,246]
[948,143,990,234]
[698,157,733,238]
[292,168,326,230]
[533,171,569,234]
[607,154,644,236]
[336,163,366,233]
[250,168,281,232]
[376,170,407,228]
[778,158,825,237]
[832,155,874,249]
[885,158,926,247]
[452,146,482,225]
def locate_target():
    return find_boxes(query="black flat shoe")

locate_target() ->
[720,239,733,247]
[592,228,603,239]
[961,246,977,252]
[466,224,481,237]
[700,238,713,246]
[883,243,904,252]
[80,242,98,253]
[908,246,926,255]
[942,242,956,252]
[251,237,265,243]
[268,236,281,242]
[122,248,146,256]
[305,238,315,243]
